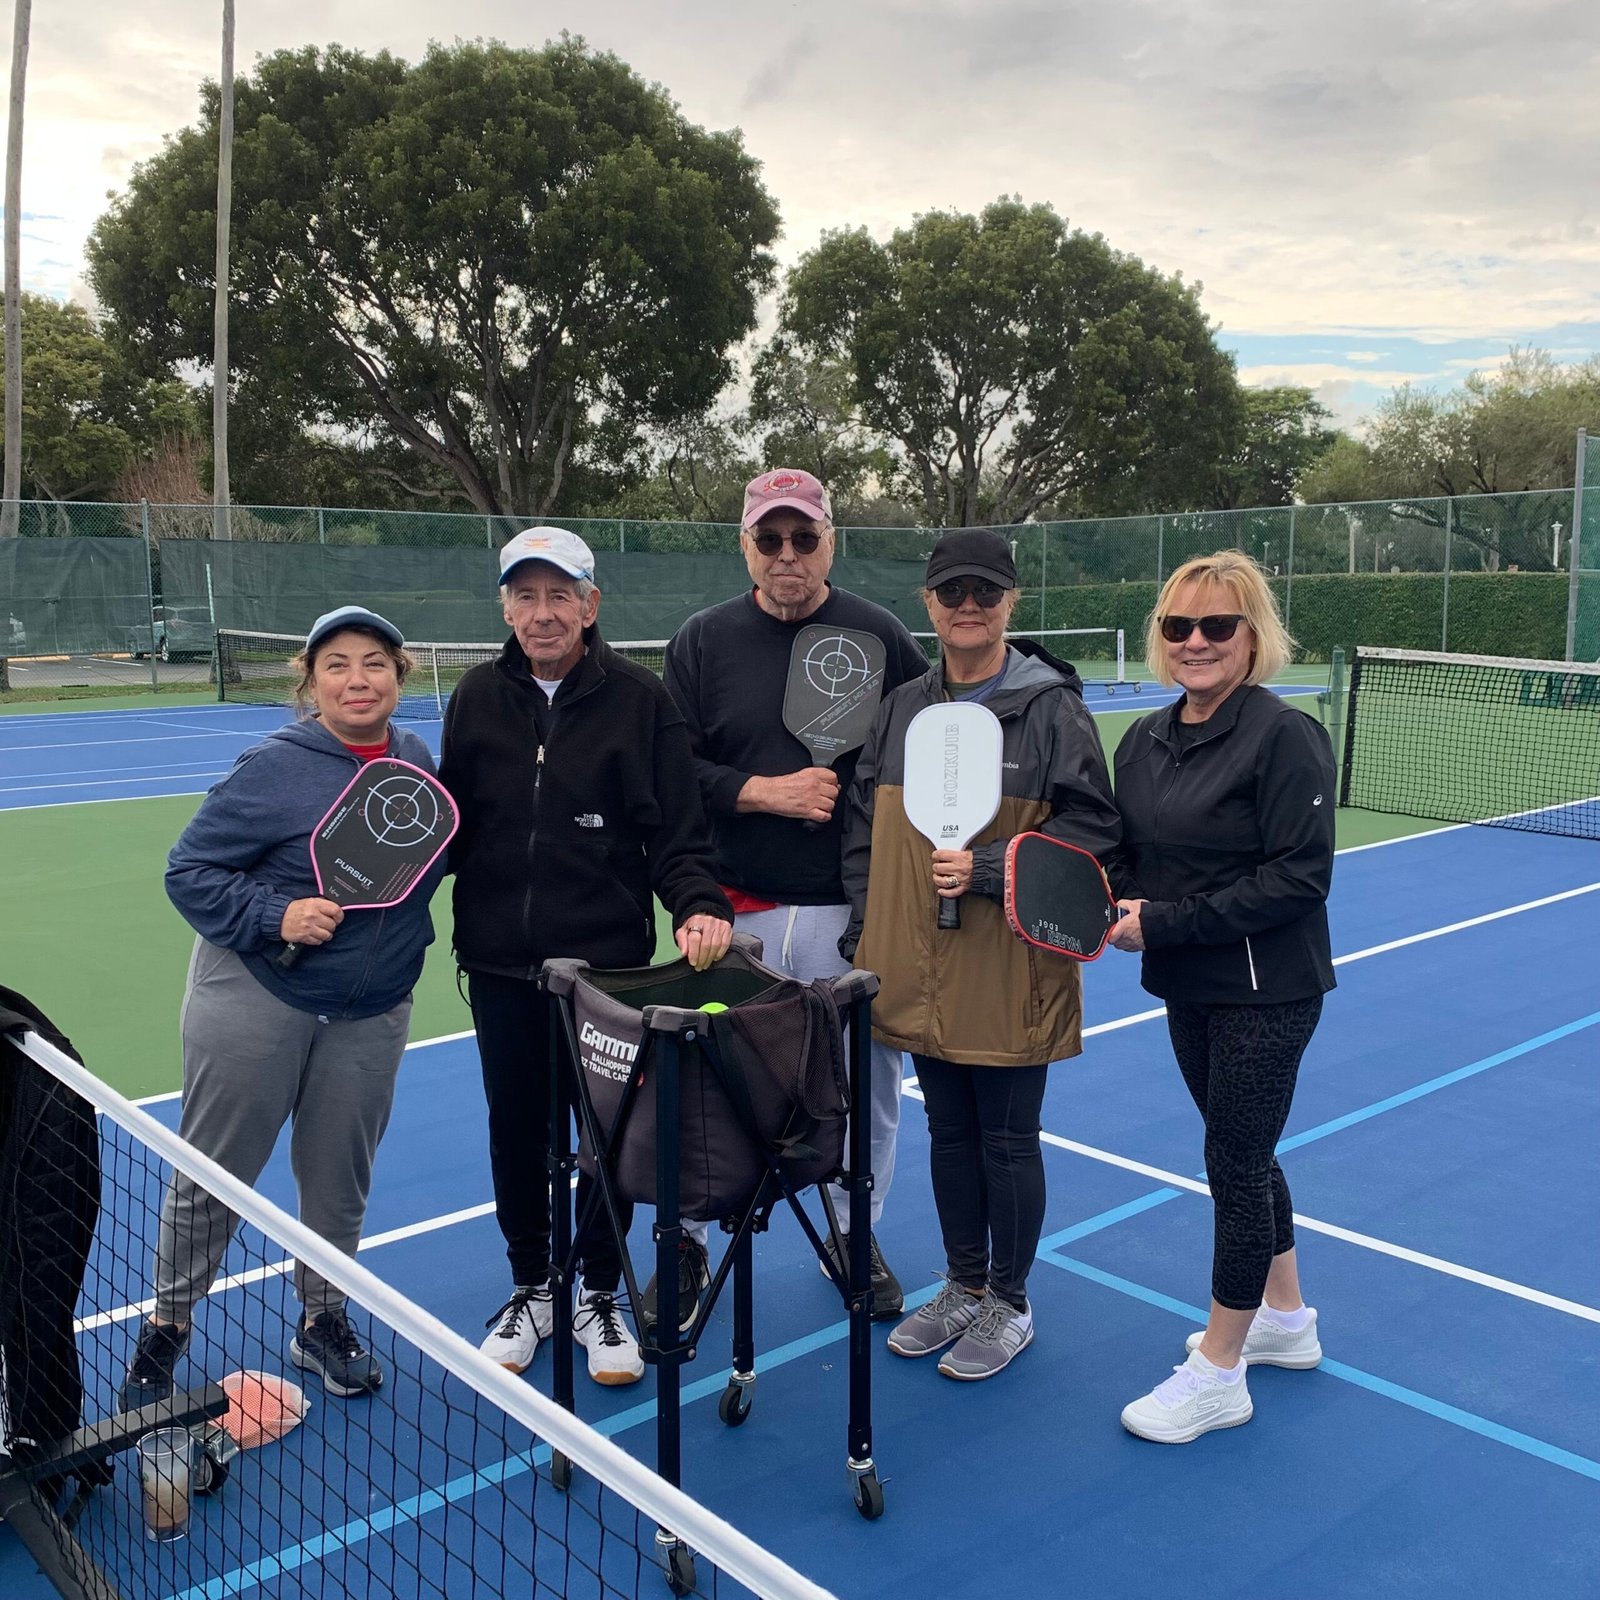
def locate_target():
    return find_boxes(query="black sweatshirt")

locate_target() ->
[663,586,929,904]
[440,631,731,978]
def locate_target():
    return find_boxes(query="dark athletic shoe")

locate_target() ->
[640,1236,711,1334]
[118,1319,191,1415]
[821,1231,905,1320]
[290,1310,384,1398]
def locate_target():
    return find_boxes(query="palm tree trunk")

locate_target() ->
[2,0,31,540]
[212,0,234,540]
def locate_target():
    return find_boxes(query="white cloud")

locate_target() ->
[1343,351,1389,363]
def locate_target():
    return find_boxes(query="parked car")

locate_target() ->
[127,606,213,663]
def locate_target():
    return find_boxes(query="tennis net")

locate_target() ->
[0,1027,835,1600]
[1340,647,1600,838]
[911,627,1129,690]
[215,631,671,719]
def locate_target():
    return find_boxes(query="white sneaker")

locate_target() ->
[479,1284,555,1374]
[573,1287,644,1387]
[1121,1349,1253,1444]
[1185,1306,1321,1369]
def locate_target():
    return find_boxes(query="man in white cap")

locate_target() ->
[662,470,929,1324]
[440,528,733,1387]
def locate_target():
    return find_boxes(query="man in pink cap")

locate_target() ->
[662,470,929,1327]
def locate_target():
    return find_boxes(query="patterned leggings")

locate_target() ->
[1166,995,1324,1311]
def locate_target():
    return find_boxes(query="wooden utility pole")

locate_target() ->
[2,0,31,540]
[212,0,234,540]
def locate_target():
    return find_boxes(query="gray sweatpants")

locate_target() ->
[153,940,410,1324]
[688,902,902,1245]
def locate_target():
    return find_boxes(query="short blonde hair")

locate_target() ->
[1144,549,1294,688]
[291,631,414,719]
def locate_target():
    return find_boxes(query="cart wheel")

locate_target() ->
[551,1450,572,1492]
[852,1469,885,1521]
[718,1381,752,1427]
[193,1448,228,1497]
[665,1543,697,1596]
[193,1422,237,1497]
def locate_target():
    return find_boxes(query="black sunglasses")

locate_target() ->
[1159,613,1246,644]
[933,578,1008,610]
[750,527,824,556]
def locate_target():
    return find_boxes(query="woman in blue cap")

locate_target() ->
[117,606,446,1408]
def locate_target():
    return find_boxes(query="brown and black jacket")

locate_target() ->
[840,640,1121,1067]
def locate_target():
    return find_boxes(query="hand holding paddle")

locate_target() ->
[902,701,1003,929]
[276,757,458,972]
[782,625,888,832]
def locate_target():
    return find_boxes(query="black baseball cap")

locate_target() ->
[925,529,1018,590]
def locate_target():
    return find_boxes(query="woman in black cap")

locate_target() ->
[117,606,446,1410]
[839,532,1120,1379]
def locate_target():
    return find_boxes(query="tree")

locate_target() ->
[1210,386,1338,510]
[0,293,197,501]
[1298,349,1600,571]
[775,198,1242,527]
[87,37,780,518]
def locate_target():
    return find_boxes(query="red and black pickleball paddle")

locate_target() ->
[1003,831,1118,961]
[276,758,458,971]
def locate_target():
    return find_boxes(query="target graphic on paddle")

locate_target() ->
[276,757,458,971]
[783,626,888,763]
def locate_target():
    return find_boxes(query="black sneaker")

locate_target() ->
[822,1231,905,1321]
[290,1310,384,1397]
[639,1236,711,1334]
[118,1319,191,1415]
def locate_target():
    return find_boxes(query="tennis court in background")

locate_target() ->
[2,671,1596,1597]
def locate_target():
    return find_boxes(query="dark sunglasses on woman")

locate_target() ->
[1159,613,1245,644]
[750,527,824,555]
[933,578,1008,610]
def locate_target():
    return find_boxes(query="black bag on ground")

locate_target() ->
[569,947,851,1221]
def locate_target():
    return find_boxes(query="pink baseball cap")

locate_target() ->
[741,467,832,529]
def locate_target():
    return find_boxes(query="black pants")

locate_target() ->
[467,970,630,1293]
[1166,995,1324,1311]
[911,1056,1049,1308]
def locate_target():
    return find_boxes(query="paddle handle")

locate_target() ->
[938,895,961,930]
[276,942,306,972]
[802,760,837,833]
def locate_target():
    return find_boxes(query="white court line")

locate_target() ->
[8,755,253,784]
[0,768,232,796]
[899,1082,1600,1325]
[0,729,262,754]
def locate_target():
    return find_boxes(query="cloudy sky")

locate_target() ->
[8,0,1600,427]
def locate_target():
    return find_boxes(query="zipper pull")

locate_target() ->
[534,745,544,793]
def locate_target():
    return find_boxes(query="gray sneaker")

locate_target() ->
[937,1290,1034,1380]
[886,1278,985,1358]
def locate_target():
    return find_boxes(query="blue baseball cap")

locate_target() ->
[305,606,404,653]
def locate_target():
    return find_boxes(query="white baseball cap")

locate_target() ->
[498,526,596,585]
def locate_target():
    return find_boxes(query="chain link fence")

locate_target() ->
[0,484,1586,697]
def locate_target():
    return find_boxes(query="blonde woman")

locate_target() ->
[1107,551,1336,1443]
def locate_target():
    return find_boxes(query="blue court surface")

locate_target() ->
[2,697,1597,1599]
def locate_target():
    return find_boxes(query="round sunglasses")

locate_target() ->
[1159,613,1245,644]
[933,578,1008,610]
[749,527,824,556]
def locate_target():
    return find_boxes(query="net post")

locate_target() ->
[429,645,443,717]
[1567,427,1586,663]
[1337,649,1362,805]
[1285,505,1295,630]
[1115,627,1125,686]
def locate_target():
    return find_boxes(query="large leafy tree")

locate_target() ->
[775,198,1242,527]
[87,37,780,518]
[1210,386,1338,510]
[0,292,196,501]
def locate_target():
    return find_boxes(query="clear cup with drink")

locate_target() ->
[136,1426,196,1542]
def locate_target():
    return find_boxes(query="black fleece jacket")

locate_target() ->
[1107,683,1337,1005]
[440,630,731,978]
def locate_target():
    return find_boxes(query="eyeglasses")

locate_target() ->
[932,578,1008,610]
[749,527,824,556]
[1159,613,1246,644]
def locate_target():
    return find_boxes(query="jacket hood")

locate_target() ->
[262,716,386,759]
[929,639,1084,714]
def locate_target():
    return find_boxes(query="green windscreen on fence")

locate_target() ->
[1575,430,1600,662]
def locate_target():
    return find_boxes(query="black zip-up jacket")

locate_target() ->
[440,629,732,978]
[1108,682,1336,1005]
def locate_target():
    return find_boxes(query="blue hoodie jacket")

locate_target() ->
[165,718,445,1019]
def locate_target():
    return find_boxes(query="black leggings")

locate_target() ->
[911,1056,1048,1308]
[1166,995,1324,1311]
[467,970,630,1293]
